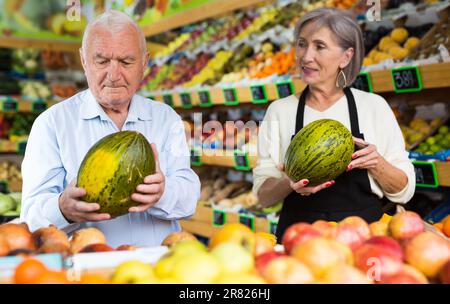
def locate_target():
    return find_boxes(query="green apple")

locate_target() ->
[171,240,207,256]
[112,261,155,284]
[172,252,222,284]
[211,243,254,275]
[154,252,182,278]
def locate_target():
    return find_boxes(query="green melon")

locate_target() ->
[77,131,155,217]
[284,119,354,186]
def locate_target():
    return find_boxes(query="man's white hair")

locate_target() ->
[81,10,147,59]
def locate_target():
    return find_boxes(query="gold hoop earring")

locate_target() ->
[336,69,347,88]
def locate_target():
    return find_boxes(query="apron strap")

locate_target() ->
[293,86,363,139]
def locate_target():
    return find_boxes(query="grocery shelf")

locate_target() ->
[180,205,275,238]
[0,98,58,113]
[141,0,268,37]
[192,149,257,171]
[435,162,450,188]
[0,140,26,154]
[0,37,165,56]
[148,62,450,108]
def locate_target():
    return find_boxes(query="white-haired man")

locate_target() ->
[20,10,200,247]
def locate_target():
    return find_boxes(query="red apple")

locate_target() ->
[388,211,425,241]
[291,237,353,278]
[312,220,334,235]
[261,256,314,284]
[364,236,404,261]
[439,259,450,284]
[79,243,114,253]
[116,245,137,251]
[340,216,371,240]
[353,244,403,282]
[405,232,450,279]
[255,251,286,275]
[282,223,321,254]
[321,264,372,284]
[369,221,388,236]
[326,223,366,251]
[380,264,428,284]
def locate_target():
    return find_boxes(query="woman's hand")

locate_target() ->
[278,164,335,196]
[347,137,382,172]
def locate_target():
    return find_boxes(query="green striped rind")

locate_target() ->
[285,119,353,186]
[77,131,155,217]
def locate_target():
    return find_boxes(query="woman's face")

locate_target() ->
[296,22,353,88]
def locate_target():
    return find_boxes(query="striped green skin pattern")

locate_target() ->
[285,119,354,186]
[77,131,156,217]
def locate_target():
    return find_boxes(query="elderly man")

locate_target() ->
[20,10,200,247]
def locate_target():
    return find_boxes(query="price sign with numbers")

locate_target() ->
[239,214,255,231]
[0,180,8,193]
[198,90,212,107]
[391,66,422,93]
[250,85,268,104]
[234,150,250,171]
[212,209,227,227]
[223,88,238,106]
[190,149,202,166]
[276,81,294,99]
[163,94,174,107]
[268,220,278,235]
[180,93,193,109]
[413,161,438,188]
[1,100,18,112]
[17,141,27,154]
[32,102,47,113]
[352,72,373,92]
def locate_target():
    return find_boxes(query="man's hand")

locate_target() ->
[277,164,335,197]
[59,180,111,223]
[129,143,165,213]
[347,137,382,172]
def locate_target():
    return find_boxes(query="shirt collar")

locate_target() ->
[80,89,152,122]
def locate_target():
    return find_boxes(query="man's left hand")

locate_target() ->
[347,137,382,171]
[129,143,165,213]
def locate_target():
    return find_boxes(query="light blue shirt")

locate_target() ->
[20,89,200,248]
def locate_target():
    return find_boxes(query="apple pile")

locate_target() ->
[0,223,135,259]
[264,212,450,284]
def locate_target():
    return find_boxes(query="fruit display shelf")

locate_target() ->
[147,61,450,108]
[179,205,276,239]
[0,140,26,154]
[192,149,257,171]
[0,98,57,113]
[141,0,268,37]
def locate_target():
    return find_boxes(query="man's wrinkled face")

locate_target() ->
[81,25,148,109]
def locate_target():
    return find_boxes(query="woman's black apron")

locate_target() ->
[276,86,384,241]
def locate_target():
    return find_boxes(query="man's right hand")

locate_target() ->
[59,181,111,223]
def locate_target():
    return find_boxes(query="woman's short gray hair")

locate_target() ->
[81,10,147,59]
[294,8,364,86]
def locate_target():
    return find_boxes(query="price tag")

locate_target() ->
[163,94,174,107]
[234,150,250,171]
[190,149,202,166]
[223,88,238,106]
[180,92,193,109]
[1,100,18,113]
[212,209,227,227]
[391,66,422,93]
[413,161,438,188]
[276,81,294,99]
[16,141,27,154]
[32,102,47,113]
[250,85,268,104]
[352,72,373,92]
[239,214,255,231]
[198,90,212,108]
[268,220,278,235]
[0,180,8,193]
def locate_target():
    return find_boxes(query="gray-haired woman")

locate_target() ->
[252,8,415,241]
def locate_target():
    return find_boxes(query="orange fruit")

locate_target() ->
[442,216,450,237]
[34,271,70,284]
[14,258,48,284]
[80,273,111,284]
[433,222,443,232]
